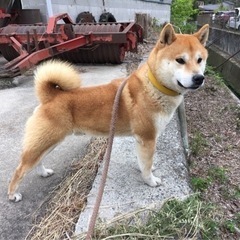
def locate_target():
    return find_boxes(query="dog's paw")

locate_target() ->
[143,173,162,187]
[9,193,22,202]
[37,164,54,177]
[40,168,54,178]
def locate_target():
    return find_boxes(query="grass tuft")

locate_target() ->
[190,131,208,156]
[75,195,218,240]
[208,166,228,184]
[191,177,212,192]
[205,65,225,87]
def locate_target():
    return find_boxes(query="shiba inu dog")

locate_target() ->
[8,23,209,202]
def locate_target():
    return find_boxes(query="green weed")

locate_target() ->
[190,131,208,156]
[208,167,228,184]
[224,220,236,233]
[223,214,240,235]
[205,65,225,87]
[191,177,212,192]
[90,195,218,240]
[234,187,240,198]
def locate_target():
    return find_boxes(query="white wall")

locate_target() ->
[21,0,48,22]
[21,0,171,24]
[103,0,171,23]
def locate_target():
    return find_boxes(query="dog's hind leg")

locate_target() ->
[8,121,67,202]
[8,143,63,202]
[135,136,161,187]
[8,151,39,202]
[36,144,58,177]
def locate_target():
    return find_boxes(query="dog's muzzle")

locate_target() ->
[178,74,205,90]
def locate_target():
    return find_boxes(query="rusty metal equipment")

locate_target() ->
[0,13,143,77]
[76,11,96,23]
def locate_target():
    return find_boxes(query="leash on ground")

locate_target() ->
[86,78,128,240]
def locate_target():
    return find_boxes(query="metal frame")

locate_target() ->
[0,13,143,77]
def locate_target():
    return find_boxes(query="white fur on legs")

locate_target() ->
[36,163,54,177]
[142,172,162,187]
[139,157,162,186]
[152,165,157,171]
[135,136,162,187]
[9,193,22,202]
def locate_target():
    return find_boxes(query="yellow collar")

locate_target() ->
[148,68,179,97]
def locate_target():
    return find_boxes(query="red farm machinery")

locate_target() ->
[0,13,143,77]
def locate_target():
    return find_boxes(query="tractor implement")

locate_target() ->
[0,13,143,77]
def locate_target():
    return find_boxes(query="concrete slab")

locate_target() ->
[79,64,127,86]
[75,105,191,234]
[0,63,127,240]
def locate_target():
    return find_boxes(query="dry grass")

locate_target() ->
[75,195,216,240]
[26,137,107,240]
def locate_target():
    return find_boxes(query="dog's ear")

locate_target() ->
[158,23,176,47]
[193,24,209,46]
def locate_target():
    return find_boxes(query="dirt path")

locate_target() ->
[185,72,240,239]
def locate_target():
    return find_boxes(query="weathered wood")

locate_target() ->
[135,13,151,38]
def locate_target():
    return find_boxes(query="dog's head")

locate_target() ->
[148,24,209,95]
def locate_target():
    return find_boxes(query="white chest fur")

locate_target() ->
[154,95,183,136]
[154,112,174,136]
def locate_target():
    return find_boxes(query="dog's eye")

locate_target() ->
[197,58,202,64]
[176,58,185,64]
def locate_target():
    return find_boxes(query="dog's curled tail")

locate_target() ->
[34,60,81,104]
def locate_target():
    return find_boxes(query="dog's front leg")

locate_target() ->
[135,136,161,187]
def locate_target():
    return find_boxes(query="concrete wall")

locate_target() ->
[21,0,171,24]
[208,27,240,62]
[208,45,240,96]
[196,24,240,96]
[195,24,240,96]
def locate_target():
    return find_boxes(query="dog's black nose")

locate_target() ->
[192,74,205,85]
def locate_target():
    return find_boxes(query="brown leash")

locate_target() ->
[86,78,128,239]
